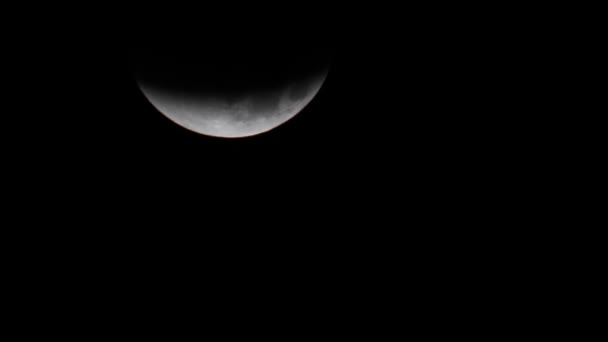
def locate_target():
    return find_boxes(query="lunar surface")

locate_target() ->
[138,71,327,138]
[130,1,334,138]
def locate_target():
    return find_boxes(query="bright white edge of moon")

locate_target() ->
[138,71,328,138]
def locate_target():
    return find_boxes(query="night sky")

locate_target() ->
[1,4,561,317]
[8,3,520,235]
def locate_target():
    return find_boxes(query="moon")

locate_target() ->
[137,70,328,138]
[133,40,331,138]
[130,1,335,138]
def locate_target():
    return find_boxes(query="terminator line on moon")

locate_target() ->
[137,71,328,138]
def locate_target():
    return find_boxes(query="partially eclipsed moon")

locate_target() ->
[138,71,328,138]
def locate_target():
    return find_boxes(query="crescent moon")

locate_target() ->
[138,71,328,138]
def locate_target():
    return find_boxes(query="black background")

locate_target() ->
[6,3,529,241]
[2,4,575,317]
[0,3,582,323]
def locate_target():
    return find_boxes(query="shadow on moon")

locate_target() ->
[133,42,332,138]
